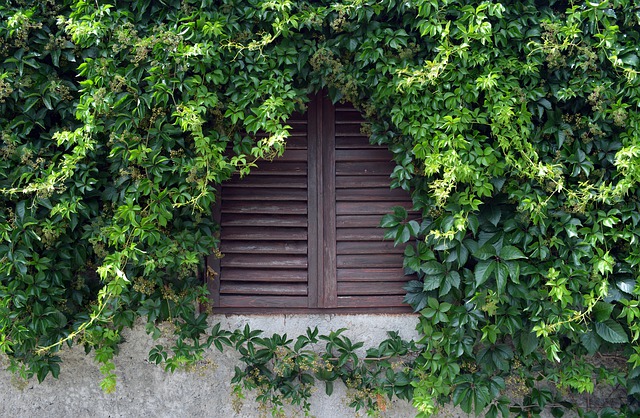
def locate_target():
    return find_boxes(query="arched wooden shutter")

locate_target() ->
[209,94,414,312]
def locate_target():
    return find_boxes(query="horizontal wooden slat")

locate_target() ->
[335,149,392,162]
[223,188,307,201]
[335,122,365,136]
[257,149,307,162]
[335,188,410,201]
[221,254,307,268]
[250,162,307,175]
[251,135,307,149]
[221,226,307,240]
[335,136,378,149]
[336,228,385,241]
[337,215,384,228]
[337,241,403,254]
[337,281,407,295]
[225,176,307,188]
[337,268,410,281]
[337,295,407,308]
[221,214,307,227]
[220,282,307,296]
[219,295,309,308]
[336,201,413,215]
[221,241,307,254]
[221,268,307,282]
[222,201,307,214]
[336,175,393,188]
[336,161,396,175]
[337,253,404,268]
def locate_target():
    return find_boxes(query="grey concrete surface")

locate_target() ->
[0,314,602,417]
[0,315,455,418]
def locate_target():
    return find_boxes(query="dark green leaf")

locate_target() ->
[595,320,628,344]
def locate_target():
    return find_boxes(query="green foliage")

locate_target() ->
[2,0,640,416]
[225,325,418,416]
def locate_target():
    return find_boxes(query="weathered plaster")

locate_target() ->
[0,315,592,417]
[0,315,441,417]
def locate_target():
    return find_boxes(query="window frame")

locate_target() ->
[207,93,414,314]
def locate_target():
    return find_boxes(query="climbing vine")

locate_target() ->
[2,0,640,416]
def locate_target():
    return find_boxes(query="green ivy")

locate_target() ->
[2,0,640,416]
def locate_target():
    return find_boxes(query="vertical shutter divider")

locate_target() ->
[321,95,337,308]
[208,185,222,307]
[307,94,320,308]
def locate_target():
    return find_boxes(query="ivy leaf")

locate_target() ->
[421,261,445,276]
[473,244,496,261]
[592,301,613,322]
[474,260,495,287]
[16,201,25,221]
[380,213,399,228]
[616,278,635,295]
[325,381,333,396]
[495,263,509,295]
[444,270,460,290]
[580,330,601,355]
[595,320,628,344]
[519,331,538,356]
[499,245,526,261]
[423,274,441,291]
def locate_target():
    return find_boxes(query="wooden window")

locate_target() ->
[207,94,414,313]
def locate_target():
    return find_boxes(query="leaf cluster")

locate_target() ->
[2,0,640,417]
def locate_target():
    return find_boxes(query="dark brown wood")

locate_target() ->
[336,227,389,241]
[307,93,320,308]
[337,295,407,308]
[336,161,397,175]
[337,254,404,268]
[213,94,415,312]
[221,254,308,268]
[336,215,386,228]
[223,188,307,201]
[336,201,413,215]
[337,281,406,295]
[221,268,307,282]
[335,136,379,149]
[220,282,308,296]
[256,149,307,162]
[221,214,308,227]
[221,241,307,254]
[222,201,307,214]
[220,226,307,241]
[219,295,309,308]
[335,175,393,188]
[336,241,403,254]
[321,93,337,308]
[335,149,393,162]
[335,188,412,201]
[208,185,223,308]
[247,161,307,175]
[336,268,409,281]
[224,176,307,188]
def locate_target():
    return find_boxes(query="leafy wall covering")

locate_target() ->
[2,0,640,416]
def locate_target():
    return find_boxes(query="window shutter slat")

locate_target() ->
[215,111,310,309]
[333,102,414,309]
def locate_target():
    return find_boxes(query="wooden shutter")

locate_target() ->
[211,111,311,309]
[209,94,414,312]
[332,103,414,309]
